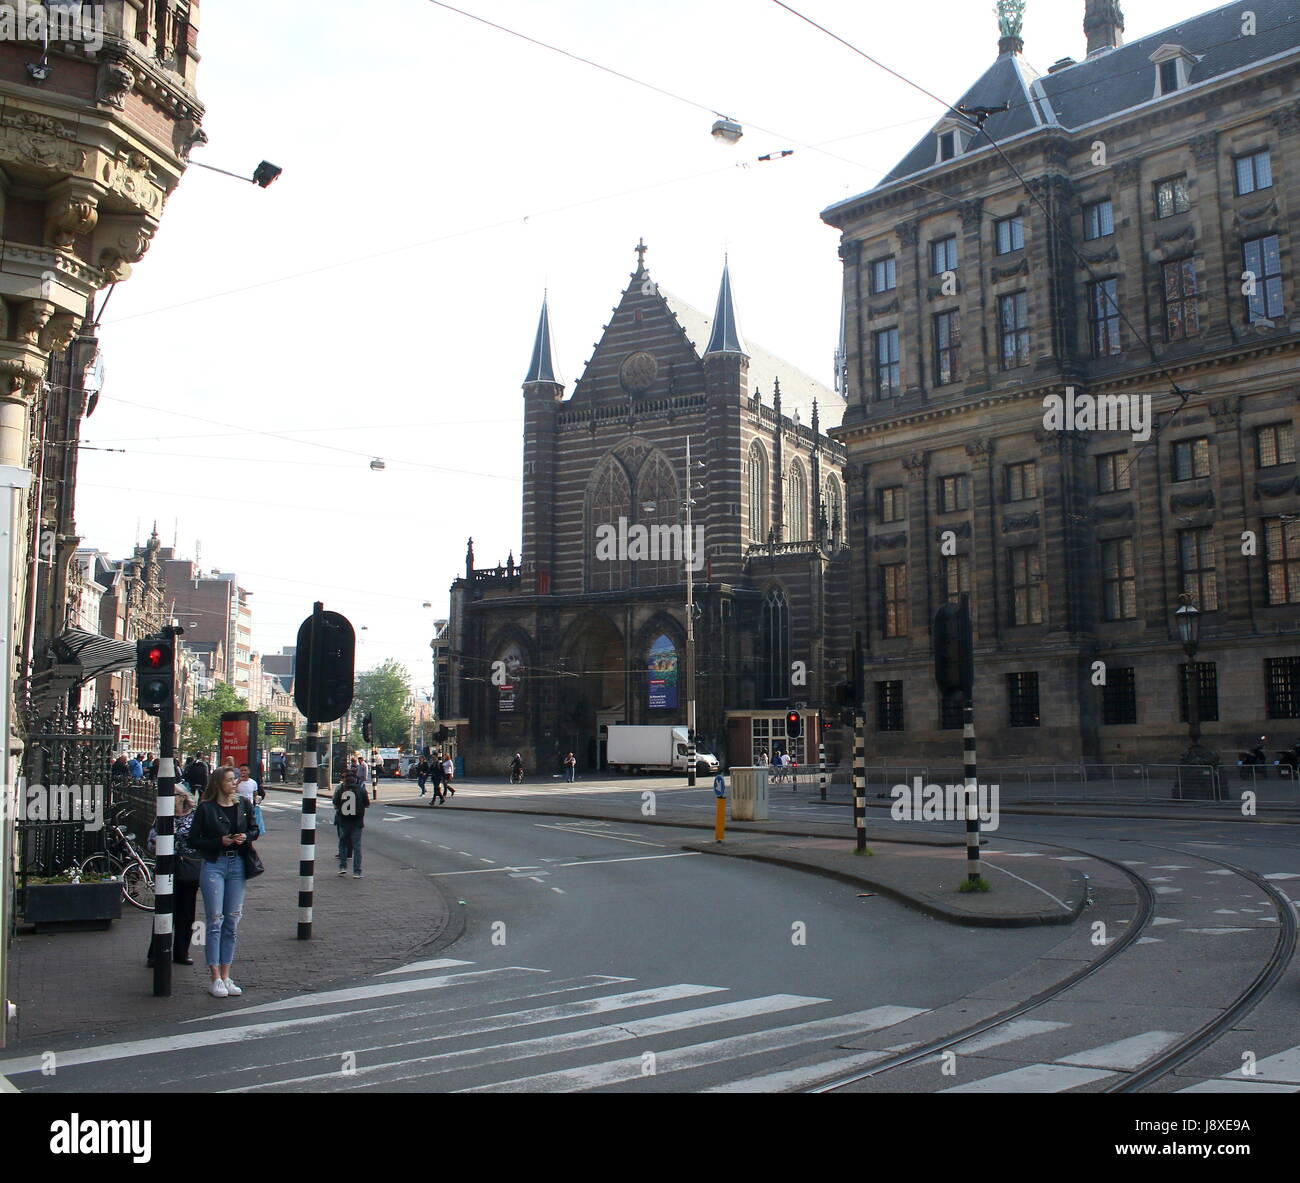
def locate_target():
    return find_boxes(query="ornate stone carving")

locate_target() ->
[964,439,993,465]
[96,58,136,110]
[100,151,164,217]
[45,189,99,251]
[839,240,863,264]
[873,532,907,551]
[1235,197,1279,226]
[1156,223,1194,245]
[1094,501,1135,521]
[934,522,972,540]
[1170,490,1216,511]
[959,197,984,231]
[1002,511,1040,531]
[96,217,155,282]
[868,298,900,319]
[991,258,1030,281]
[898,221,921,247]
[1078,245,1120,268]
[1189,132,1218,164]
[901,452,928,475]
[1255,476,1300,499]
[1208,397,1241,427]
[173,118,208,160]
[1112,159,1141,186]
[40,313,82,355]
[0,115,87,172]
[16,301,55,346]
[1034,427,1070,454]
[1268,101,1300,135]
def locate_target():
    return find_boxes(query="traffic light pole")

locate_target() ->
[151,623,182,997]
[684,438,697,788]
[298,719,318,940]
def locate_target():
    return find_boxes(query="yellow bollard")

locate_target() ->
[715,794,726,843]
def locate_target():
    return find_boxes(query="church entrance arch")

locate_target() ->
[557,614,625,773]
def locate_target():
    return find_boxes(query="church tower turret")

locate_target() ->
[522,295,564,593]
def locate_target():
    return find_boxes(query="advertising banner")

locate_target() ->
[647,635,678,710]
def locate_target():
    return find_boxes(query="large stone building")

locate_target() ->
[448,246,851,774]
[823,0,1300,764]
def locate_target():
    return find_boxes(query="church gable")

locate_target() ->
[567,256,706,408]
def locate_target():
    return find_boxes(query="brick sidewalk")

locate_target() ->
[7,806,461,1046]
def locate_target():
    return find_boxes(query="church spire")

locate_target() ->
[704,258,748,358]
[523,293,561,386]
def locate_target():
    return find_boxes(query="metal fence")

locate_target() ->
[769,761,1299,809]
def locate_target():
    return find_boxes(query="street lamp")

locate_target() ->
[1174,596,1220,788]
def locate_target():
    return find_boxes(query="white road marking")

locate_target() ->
[533,823,665,848]
[459,1006,926,1093]
[1057,1031,1182,1070]
[1263,872,1300,881]
[982,861,1072,913]
[551,887,565,894]
[1151,865,1192,870]
[1205,869,1237,876]
[553,852,702,869]
[244,993,827,1093]
[943,1064,1113,1092]
[1151,917,1183,926]
[1177,1080,1299,1093]
[457,852,474,857]
[1155,886,1182,895]
[429,866,540,877]
[478,858,495,864]
[381,813,413,822]
[1230,1045,1300,1084]
[375,958,475,978]
[1135,937,1163,944]
[1183,927,1253,934]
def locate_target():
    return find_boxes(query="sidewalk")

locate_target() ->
[7,807,461,1045]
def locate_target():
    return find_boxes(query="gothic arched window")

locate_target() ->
[587,455,632,592]
[760,586,790,701]
[634,450,679,588]
[747,441,769,543]
[824,474,844,550]
[787,460,808,542]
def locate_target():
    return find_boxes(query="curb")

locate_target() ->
[683,842,1087,928]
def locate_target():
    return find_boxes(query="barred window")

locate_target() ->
[1101,667,1137,725]
[1084,199,1114,241]
[931,236,958,276]
[874,328,900,398]
[942,554,970,604]
[1162,258,1200,341]
[1007,672,1040,727]
[1101,537,1137,621]
[870,255,897,295]
[881,563,909,638]
[1006,460,1038,502]
[1256,423,1295,469]
[876,681,904,732]
[1155,174,1190,219]
[1178,662,1219,723]
[1235,149,1273,197]
[1178,527,1218,612]
[999,291,1030,369]
[995,215,1025,255]
[938,474,969,514]
[1243,235,1283,322]
[933,310,960,386]
[1089,278,1122,357]
[1010,546,1042,626]
[1264,517,1300,606]
[1265,656,1300,720]
[878,485,905,524]
[1097,451,1132,493]
[1172,438,1211,482]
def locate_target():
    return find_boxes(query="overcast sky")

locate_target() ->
[74,0,1218,692]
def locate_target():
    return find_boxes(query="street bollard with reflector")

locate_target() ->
[713,769,726,842]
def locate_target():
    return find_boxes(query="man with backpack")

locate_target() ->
[334,771,369,878]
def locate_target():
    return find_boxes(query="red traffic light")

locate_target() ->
[785,711,802,738]
[144,645,168,668]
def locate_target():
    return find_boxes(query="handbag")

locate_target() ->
[238,799,265,878]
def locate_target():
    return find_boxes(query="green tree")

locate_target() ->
[180,682,248,755]
[351,660,413,747]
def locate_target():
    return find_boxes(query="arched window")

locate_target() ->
[787,460,808,542]
[747,441,768,543]
[634,450,679,588]
[587,455,632,592]
[760,586,789,701]
[824,474,843,550]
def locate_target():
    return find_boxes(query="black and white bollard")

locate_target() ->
[151,742,175,997]
[853,713,867,854]
[963,701,981,883]
[818,737,827,802]
[298,720,318,939]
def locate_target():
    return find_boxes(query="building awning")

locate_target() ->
[50,628,137,682]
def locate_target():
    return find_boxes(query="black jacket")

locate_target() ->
[188,798,260,862]
[334,782,370,828]
[182,759,209,791]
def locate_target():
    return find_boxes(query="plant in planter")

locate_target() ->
[22,869,122,931]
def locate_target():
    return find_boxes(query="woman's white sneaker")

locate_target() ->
[222,979,242,996]
[209,979,228,998]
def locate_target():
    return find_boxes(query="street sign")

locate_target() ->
[294,603,355,723]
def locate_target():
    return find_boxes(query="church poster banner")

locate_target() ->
[647,635,678,710]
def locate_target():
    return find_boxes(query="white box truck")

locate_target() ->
[606,725,720,774]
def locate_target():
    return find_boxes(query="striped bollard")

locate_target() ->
[151,747,175,997]
[298,720,319,939]
[818,738,827,802]
[963,701,981,883]
[853,714,866,854]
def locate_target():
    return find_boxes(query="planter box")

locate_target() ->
[22,881,121,931]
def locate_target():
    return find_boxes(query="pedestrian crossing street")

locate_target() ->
[2,956,1297,1093]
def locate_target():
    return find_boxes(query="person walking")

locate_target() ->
[237,763,267,834]
[333,770,369,877]
[189,766,260,998]
[428,752,445,805]
[416,756,429,796]
[509,752,524,785]
[182,752,209,795]
[442,753,456,798]
[563,752,576,783]
[145,788,201,967]
[127,753,144,782]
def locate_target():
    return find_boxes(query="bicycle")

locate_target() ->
[77,804,155,911]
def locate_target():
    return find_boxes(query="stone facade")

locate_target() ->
[823,2,1300,764]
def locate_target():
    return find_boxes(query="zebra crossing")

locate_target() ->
[2,956,1297,1093]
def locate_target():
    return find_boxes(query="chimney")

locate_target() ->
[1084,1,1125,55]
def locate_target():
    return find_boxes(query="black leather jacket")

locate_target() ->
[189,798,260,862]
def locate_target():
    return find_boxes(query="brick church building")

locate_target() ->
[447,245,851,775]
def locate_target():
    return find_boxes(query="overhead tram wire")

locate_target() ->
[769,0,1205,471]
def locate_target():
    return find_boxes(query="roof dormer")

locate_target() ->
[934,118,971,165]
[1149,44,1198,98]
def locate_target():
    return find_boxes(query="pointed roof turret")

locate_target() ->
[703,259,748,358]
[523,294,561,385]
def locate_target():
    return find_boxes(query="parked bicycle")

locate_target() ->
[77,804,155,911]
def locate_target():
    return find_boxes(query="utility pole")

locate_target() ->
[684,437,697,788]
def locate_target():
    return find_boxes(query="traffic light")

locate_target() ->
[437,725,449,742]
[785,710,802,739]
[136,636,175,716]
[933,597,975,699]
[361,713,373,744]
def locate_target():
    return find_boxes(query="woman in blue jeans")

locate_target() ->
[189,766,260,998]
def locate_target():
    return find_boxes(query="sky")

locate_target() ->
[74,0,1220,692]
